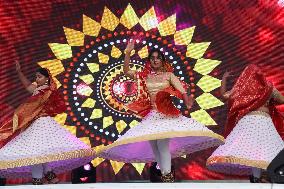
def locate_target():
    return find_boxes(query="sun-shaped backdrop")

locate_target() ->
[36,4,224,175]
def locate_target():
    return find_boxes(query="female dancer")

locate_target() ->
[97,40,225,182]
[0,61,96,185]
[207,64,284,182]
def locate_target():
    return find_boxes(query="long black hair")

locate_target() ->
[148,49,166,62]
[36,68,50,85]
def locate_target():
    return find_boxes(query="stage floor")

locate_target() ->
[2,182,284,189]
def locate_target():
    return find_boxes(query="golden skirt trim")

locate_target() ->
[206,156,269,169]
[0,148,95,170]
[97,131,225,155]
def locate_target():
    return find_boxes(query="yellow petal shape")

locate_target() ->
[79,74,94,85]
[120,4,139,29]
[79,137,91,147]
[111,46,122,58]
[190,109,217,125]
[139,7,158,31]
[91,157,105,167]
[116,120,127,134]
[54,113,67,125]
[63,27,85,46]
[157,14,176,36]
[129,120,140,128]
[98,52,109,64]
[186,42,211,59]
[193,58,221,75]
[110,161,125,175]
[82,98,96,108]
[174,26,196,45]
[91,109,102,119]
[87,63,100,73]
[138,45,148,59]
[48,43,72,60]
[83,14,101,36]
[197,75,221,93]
[196,93,224,110]
[101,7,119,31]
[103,116,114,128]
[132,163,146,175]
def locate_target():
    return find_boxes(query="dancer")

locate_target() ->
[0,61,96,185]
[97,40,224,182]
[207,64,284,183]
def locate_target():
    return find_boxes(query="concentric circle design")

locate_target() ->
[37,4,223,174]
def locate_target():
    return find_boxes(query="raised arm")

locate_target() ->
[124,40,136,79]
[220,71,232,100]
[16,61,36,93]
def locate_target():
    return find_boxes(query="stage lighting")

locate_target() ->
[71,162,96,184]
[149,162,175,182]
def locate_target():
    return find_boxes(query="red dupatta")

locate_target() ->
[0,69,66,147]
[224,64,284,139]
[126,61,186,118]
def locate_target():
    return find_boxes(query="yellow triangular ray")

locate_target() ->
[91,109,102,119]
[116,120,127,134]
[193,58,221,75]
[79,137,91,147]
[54,113,76,135]
[83,14,101,36]
[129,120,140,128]
[82,98,96,108]
[138,45,148,59]
[174,26,196,46]
[196,93,224,110]
[93,144,106,152]
[120,4,139,29]
[38,59,65,77]
[132,163,146,175]
[79,74,94,85]
[63,27,85,46]
[103,116,114,128]
[98,52,109,64]
[110,161,125,175]
[157,14,176,36]
[62,125,77,136]
[101,7,119,31]
[53,78,62,89]
[86,63,100,73]
[78,85,93,96]
[197,75,221,93]
[186,42,211,59]
[91,158,105,167]
[139,7,158,31]
[111,46,122,58]
[190,109,217,126]
[54,113,67,125]
[48,43,72,60]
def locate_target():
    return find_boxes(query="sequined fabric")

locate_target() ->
[225,64,273,137]
[126,62,187,117]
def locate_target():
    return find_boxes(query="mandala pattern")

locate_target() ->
[37,4,223,175]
